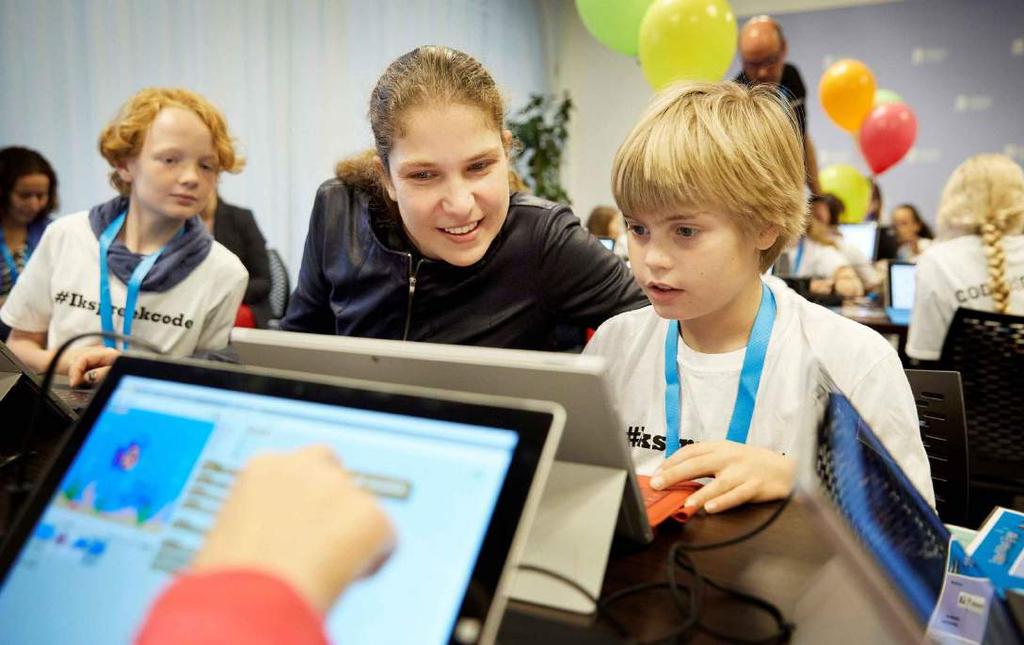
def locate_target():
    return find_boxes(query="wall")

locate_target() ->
[556,0,1024,227]
[0,0,554,274]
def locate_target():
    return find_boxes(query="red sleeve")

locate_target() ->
[136,569,328,645]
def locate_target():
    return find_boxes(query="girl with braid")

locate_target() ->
[907,154,1024,360]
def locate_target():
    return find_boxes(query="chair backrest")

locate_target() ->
[939,307,1024,484]
[904,369,970,527]
[267,249,290,322]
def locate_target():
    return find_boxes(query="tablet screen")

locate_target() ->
[0,375,519,644]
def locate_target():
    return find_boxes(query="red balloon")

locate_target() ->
[859,102,917,175]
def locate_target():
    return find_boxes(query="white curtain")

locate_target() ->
[0,0,553,275]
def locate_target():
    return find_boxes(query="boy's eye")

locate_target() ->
[626,223,648,236]
[468,160,493,173]
[677,226,698,238]
[409,171,435,181]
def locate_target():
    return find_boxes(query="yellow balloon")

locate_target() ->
[819,164,871,223]
[638,0,737,89]
[819,59,876,133]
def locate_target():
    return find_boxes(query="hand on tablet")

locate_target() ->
[650,440,795,514]
[193,446,396,614]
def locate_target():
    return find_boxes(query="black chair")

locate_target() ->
[938,307,1024,521]
[905,369,970,527]
[267,248,291,329]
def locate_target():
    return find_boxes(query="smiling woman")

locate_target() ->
[281,46,646,350]
[0,88,249,385]
[0,147,59,313]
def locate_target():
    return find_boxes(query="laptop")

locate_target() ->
[796,369,1021,644]
[0,340,93,416]
[885,261,917,325]
[838,222,879,261]
[0,355,564,645]
[230,328,654,613]
[0,342,80,521]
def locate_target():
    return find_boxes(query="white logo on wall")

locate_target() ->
[819,149,853,165]
[954,95,993,112]
[1013,38,1024,57]
[906,147,942,165]
[1003,144,1024,162]
[911,48,948,65]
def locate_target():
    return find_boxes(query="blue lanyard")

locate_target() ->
[663,283,777,457]
[793,238,805,274]
[99,211,173,350]
[0,227,31,284]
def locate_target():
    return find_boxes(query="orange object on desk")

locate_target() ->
[638,475,703,527]
[234,304,256,328]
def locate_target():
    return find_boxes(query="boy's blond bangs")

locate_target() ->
[612,82,808,270]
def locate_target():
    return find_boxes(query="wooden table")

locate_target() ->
[501,499,834,643]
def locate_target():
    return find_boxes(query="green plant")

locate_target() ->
[507,92,573,204]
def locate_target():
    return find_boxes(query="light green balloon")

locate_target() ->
[576,0,654,57]
[638,0,738,88]
[874,88,904,107]
[819,164,872,223]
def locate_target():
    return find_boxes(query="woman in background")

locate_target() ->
[891,203,934,262]
[0,147,59,339]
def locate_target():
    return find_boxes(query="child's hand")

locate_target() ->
[193,446,395,613]
[649,440,795,513]
[68,347,121,387]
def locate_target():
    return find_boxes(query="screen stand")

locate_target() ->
[508,461,626,614]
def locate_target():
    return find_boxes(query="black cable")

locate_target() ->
[22,331,160,456]
[673,549,793,644]
[596,495,796,644]
[4,332,160,505]
[671,494,796,644]
[676,493,793,552]
[515,563,634,640]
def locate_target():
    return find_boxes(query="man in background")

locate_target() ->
[734,15,821,195]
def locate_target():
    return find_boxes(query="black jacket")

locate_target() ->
[281,180,647,350]
[213,199,272,327]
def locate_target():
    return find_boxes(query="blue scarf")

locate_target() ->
[87,196,213,293]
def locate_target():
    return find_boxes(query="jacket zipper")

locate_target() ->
[403,255,424,341]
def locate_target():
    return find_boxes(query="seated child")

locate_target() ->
[907,154,1023,360]
[585,82,933,513]
[1,88,248,385]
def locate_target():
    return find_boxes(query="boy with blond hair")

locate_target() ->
[586,82,933,513]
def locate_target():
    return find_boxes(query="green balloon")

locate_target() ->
[874,88,904,107]
[819,164,872,223]
[576,0,654,56]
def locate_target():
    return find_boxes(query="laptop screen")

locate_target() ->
[888,262,917,310]
[0,374,521,644]
[817,390,954,624]
[838,223,879,261]
[597,237,616,251]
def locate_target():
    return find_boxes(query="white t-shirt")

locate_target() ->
[783,238,850,279]
[585,279,935,505]
[0,211,247,356]
[906,234,1024,360]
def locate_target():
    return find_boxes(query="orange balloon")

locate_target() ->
[819,59,876,132]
